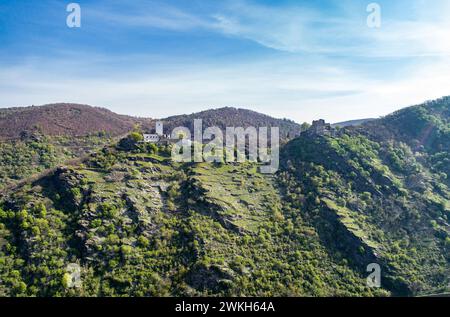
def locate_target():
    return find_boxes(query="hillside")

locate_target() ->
[0,103,302,191]
[0,98,449,297]
[279,98,450,295]
[163,107,302,140]
[0,134,119,192]
[0,104,154,191]
[0,103,153,140]
[0,147,386,297]
[0,104,302,141]
[361,96,450,184]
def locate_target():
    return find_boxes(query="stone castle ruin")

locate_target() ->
[304,119,336,137]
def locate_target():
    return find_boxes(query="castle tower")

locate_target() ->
[156,121,164,136]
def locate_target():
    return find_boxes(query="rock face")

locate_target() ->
[317,202,411,296]
[186,264,234,293]
[122,184,165,236]
[53,167,86,209]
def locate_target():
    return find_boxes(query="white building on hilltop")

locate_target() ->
[156,121,164,136]
[143,134,160,143]
[143,121,169,143]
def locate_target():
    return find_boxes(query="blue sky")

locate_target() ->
[1,0,450,123]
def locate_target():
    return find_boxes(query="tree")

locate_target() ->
[146,143,158,154]
[117,132,143,151]
[129,132,143,143]
[301,122,311,132]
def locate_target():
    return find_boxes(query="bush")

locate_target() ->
[129,132,143,143]
[146,143,158,154]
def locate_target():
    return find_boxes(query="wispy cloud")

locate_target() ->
[2,51,449,123]
[85,0,450,58]
[86,1,213,31]
[209,0,450,57]
[210,1,319,53]
[1,0,450,123]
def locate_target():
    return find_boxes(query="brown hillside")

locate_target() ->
[163,107,301,140]
[0,103,153,139]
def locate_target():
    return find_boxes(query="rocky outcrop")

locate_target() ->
[185,263,234,293]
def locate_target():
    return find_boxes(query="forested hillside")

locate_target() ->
[0,103,153,140]
[0,98,448,297]
[163,107,302,140]
[0,133,117,192]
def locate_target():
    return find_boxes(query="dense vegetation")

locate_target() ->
[0,98,448,297]
[0,147,384,296]
[0,133,117,192]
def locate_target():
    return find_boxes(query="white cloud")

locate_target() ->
[208,1,450,58]
[79,0,450,59]
[2,53,450,123]
[2,0,450,124]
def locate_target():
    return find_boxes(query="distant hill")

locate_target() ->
[0,103,153,140]
[332,118,376,128]
[0,104,302,141]
[163,107,302,140]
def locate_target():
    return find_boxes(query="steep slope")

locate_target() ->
[163,107,301,140]
[0,143,385,297]
[280,98,450,295]
[0,103,153,190]
[0,98,449,297]
[0,134,118,192]
[0,103,153,140]
[361,96,450,182]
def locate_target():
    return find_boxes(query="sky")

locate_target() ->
[1,0,450,123]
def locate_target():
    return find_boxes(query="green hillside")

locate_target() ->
[0,98,449,297]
